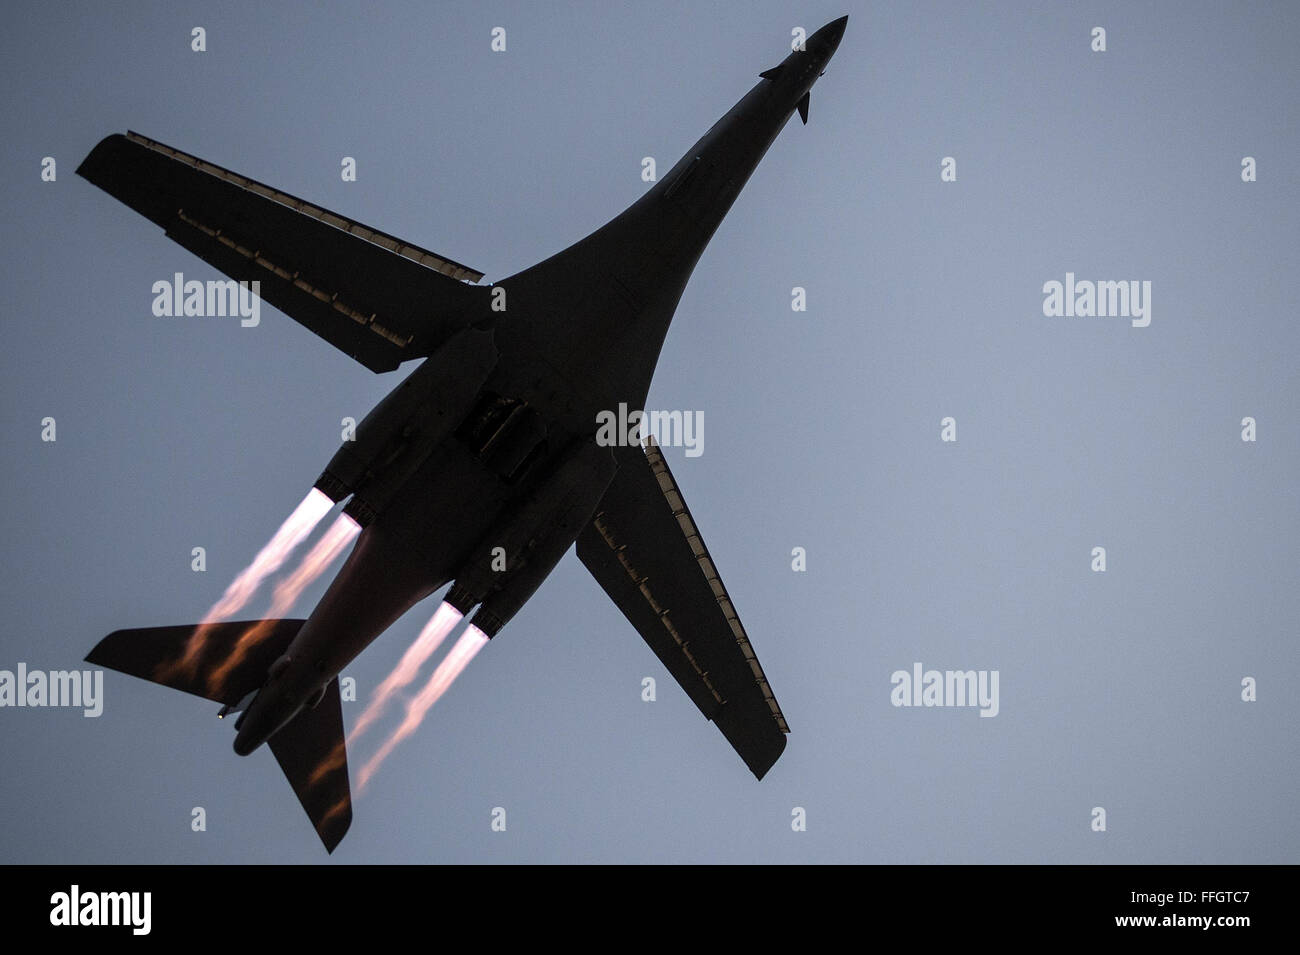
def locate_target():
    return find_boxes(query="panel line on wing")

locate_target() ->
[591,513,725,708]
[175,209,415,348]
[643,440,789,733]
[126,130,484,283]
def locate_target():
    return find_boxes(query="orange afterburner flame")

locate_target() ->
[157,489,334,682]
[204,488,336,624]
[356,625,490,792]
[208,513,361,695]
[348,602,463,745]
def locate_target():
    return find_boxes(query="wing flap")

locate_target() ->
[577,441,788,779]
[77,131,486,372]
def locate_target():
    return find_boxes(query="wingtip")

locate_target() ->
[747,730,788,780]
[76,132,129,181]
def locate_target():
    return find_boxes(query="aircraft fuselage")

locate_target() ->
[231,17,848,756]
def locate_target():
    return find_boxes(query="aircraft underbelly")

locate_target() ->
[289,440,511,678]
[491,263,689,428]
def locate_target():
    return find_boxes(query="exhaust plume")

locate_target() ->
[208,513,361,695]
[203,488,336,624]
[357,625,489,791]
[348,602,463,745]
[157,489,334,682]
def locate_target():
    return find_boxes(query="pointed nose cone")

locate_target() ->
[808,15,848,61]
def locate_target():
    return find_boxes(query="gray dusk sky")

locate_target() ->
[1,1,1297,863]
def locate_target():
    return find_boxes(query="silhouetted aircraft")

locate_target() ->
[81,16,847,851]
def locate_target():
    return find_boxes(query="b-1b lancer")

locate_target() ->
[82,16,847,851]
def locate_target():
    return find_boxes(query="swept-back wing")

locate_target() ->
[78,131,486,372]
[576,440,788,778]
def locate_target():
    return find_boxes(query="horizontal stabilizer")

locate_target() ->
[89,621,352,851]
[797,91,810,125]
[269,679,352,853]
[86,619,305,706]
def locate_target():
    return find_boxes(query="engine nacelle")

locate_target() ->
[313,327,498,523]
[446,439,616,636]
